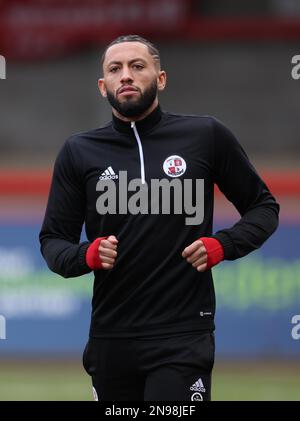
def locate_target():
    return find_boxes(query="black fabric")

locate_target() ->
[82,332,214,401]
[112,104,162,134]
[39,105,279,338]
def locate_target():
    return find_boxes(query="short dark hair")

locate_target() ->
[101,35,160,68]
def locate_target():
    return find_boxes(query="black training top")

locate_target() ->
[39,105,279,338]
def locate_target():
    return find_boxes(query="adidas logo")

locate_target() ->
[190,377,206,393]
[99,166,118,180]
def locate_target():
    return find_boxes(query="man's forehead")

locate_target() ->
[104,42,152,65]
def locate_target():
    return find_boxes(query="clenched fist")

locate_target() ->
[182,239,208,272]
[98,235,118,270]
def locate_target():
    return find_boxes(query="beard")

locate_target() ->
[106,80,158,118]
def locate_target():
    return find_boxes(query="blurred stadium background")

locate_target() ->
[0,0,300,401]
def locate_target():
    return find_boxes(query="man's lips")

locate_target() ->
[118,86,139,95]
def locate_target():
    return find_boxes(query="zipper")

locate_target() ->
[131,121,146,184]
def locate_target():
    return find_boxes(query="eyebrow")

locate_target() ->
[106,58,148,68]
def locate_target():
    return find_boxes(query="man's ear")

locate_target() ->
[98,78,107,97]
[157,70,167,92]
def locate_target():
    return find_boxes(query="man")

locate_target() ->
[39,35,279,401]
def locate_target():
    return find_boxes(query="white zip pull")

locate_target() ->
[131,121,146,184]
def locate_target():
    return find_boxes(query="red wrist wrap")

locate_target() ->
[86,237,108,270]
[199,237,224,270]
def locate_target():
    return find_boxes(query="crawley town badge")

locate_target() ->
[163,155,186,178]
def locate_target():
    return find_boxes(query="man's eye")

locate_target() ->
[133,64,144,70]
[109,67,119,73]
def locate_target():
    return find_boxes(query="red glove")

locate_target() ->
[85,237,108,270]
[199,237,224,270]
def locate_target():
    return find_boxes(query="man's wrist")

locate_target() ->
[199,237,224,269]
[85,237,108,270]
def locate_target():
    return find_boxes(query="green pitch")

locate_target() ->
[0,359,299,401]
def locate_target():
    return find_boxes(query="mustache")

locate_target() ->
[117,85,141,95]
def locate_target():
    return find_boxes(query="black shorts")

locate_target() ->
[82,331,215,401]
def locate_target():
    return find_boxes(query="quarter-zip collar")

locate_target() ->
[112,104,162,135]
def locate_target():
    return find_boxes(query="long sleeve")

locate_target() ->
[39,139,91,278]
[211,118,280,260]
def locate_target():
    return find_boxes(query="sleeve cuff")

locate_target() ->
[78,242,93,273]
[211,231,236,260]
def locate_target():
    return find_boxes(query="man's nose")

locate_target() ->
[120,67,133,83]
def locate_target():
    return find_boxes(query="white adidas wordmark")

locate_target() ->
[190,377,206,393]
[99,166,118,180]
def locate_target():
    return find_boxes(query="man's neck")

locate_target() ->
[112,99,159,123]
